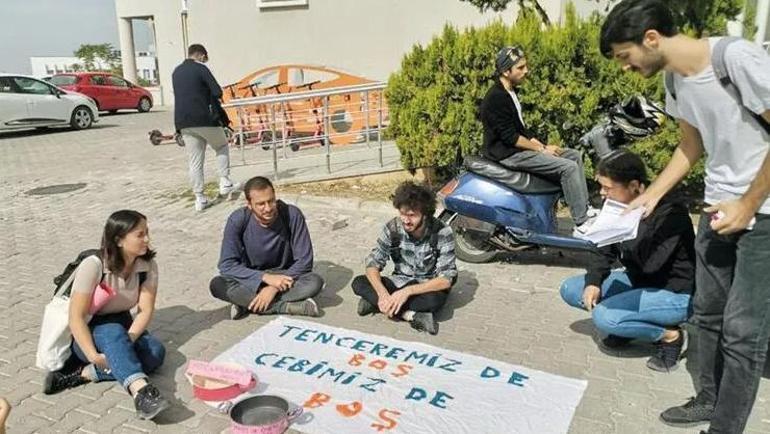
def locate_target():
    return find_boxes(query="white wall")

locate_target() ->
[29,54,158,82]
[115,0,608,104]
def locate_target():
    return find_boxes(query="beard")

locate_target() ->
[638,49,666,78]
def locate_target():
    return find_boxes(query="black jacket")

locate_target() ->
[478,80,533,161]
[585,194,696,293]
[171,59,225,131]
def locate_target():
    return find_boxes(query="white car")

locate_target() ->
[0,73,99,131]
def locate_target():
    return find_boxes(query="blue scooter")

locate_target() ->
[436,96,666,263]
[436,155,596,263]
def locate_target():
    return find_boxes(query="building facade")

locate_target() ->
[30,52,158,82]
[114,0,610,105]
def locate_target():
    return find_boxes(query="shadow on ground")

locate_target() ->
[497,247,597,269]
[435,270,479,323]
[313,260,354,313]
[150,305,229,424]
[0,124,119,140]
[569,318,655,359]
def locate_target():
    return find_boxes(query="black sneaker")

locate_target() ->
[410,312,438,335]
[133,384,170,420]
[230,304,249,320]
[600,334,633,349]
[660,395,714,427]
[283,299,320,317]
[43,365,89,395]
[647,330,684,372]
[357,298,377,316]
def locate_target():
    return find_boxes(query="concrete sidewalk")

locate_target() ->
[0,109,768,433]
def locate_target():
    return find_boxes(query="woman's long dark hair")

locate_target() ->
[101,210,156,273]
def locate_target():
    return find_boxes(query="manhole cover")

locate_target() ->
[26,183,87,196]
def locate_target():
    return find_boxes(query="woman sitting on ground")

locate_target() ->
[43,210,170,420]
[559,150,695,372]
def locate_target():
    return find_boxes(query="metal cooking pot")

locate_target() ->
[230,395,303,434]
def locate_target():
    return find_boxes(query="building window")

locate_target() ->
[256,0,307,9]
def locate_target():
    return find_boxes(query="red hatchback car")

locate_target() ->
[50,72,153,113]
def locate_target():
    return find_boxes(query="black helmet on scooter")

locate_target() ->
[608,96,667,139]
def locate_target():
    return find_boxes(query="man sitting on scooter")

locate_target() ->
[351,181,457,335]
[479,46,597,235]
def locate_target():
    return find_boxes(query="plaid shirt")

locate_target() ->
[365,217,458,288]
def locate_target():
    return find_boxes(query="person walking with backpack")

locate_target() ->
[209,176,323,319]
[172,43,238,212]
[601,1,770,432]
[43,210,170,421]
[352,181,457,335]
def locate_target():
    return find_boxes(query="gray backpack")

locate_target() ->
[664,36,770,135]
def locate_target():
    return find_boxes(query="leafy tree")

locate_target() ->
[461,0,746,36]
[74,43,120,71]
[462,0,552,25]
[386,5,703,187]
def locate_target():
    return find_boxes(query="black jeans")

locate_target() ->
[351,275,449,314]
[690,212,770,434]
[209,272,323,314]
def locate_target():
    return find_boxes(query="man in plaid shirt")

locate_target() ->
[352,181,457,335]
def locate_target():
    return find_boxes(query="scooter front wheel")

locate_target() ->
[438,211,497,263]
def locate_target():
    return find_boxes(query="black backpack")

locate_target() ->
[53,249,147,298]
[386,217,440,263]
[664,36,770,135]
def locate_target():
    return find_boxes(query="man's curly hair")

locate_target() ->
[391,181,436,217]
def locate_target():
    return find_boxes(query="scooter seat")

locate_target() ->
[464,155,562,194]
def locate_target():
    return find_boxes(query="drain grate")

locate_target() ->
[26,183,87,196]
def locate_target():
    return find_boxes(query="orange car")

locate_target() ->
[222,65,387,150]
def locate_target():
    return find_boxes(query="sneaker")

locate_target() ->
[357,298,378,316]
[282,298,320,317]
[647,330,684,372]
[43,365,89,395]
[410,312,438,335]
[134,383,170,420]
[572,217,597,237]
[230,304,249,320]
[600,334,633,349]
[660,395,714,427]
[194,197,210,212]
[219,181,241,200]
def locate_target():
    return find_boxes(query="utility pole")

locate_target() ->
[181,0,189,56]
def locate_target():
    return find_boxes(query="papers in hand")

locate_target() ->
[575,199,644,247]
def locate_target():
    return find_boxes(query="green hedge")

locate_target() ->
[386,6,704,188]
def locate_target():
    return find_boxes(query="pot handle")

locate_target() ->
[216,400,233,414]
[287,406,303,423]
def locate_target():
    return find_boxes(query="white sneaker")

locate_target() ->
[572,217,597,237]
[194,197,210,212]
[219,181,241,200]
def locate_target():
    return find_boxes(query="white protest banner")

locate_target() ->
[213,317,587,434]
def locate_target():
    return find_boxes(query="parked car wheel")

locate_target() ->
[137,97,152,113]
[70,106,93,130]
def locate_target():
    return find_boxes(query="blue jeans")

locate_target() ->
[72,312,165,390]
[560,271,693,342]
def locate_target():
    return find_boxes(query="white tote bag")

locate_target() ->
[35,258,100,371]
[35,293,75,371]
